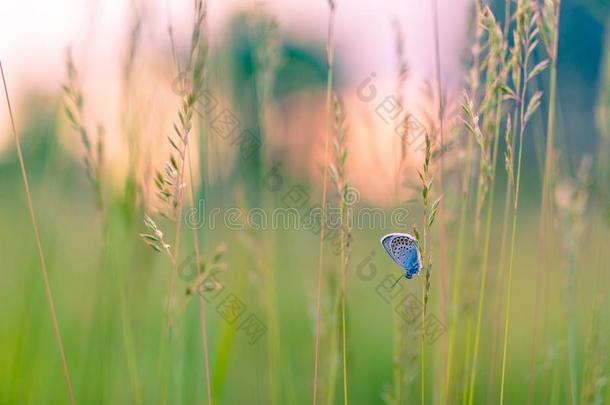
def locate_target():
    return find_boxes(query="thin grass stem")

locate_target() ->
[529,3,561,401]
[313,2,336,404]
[467,85,504,404]
[186,148,213,405]
[1,60,76,405]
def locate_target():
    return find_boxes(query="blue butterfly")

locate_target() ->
[380,232,423,288]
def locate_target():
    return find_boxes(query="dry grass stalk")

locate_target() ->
[313,1,336,404]
[2,60,76,405]
[329,94,351,405]
[63,52,105,211]
[500,2,548,402]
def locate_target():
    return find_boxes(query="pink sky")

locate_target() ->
[0,0,471,204]
[0,0,469,98]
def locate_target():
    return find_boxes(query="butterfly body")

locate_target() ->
[380,233,422,282]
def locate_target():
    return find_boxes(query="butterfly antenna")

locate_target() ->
[391,275,404,289]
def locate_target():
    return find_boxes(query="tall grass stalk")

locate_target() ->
[499,2,546,401]
[486,5,518,400]
[460,5,500,395]
[444,4,483,398]
[63,53,110,396]
[63,53,104,212]
[63,53,143,404]
[464,96,501,405]
[443,132,474,402]
[181,2,212,401]
[186,149,213,405]
[167,0,207,332]
[529,2,561,401]
[329,95,351,405]
[430,0,448,331]
[486,114,515,404]
[313,1,336,404]
[117,12,146,400]
[139,2,207,402]
[418,132,440,405]
[447,5,502,401]
[466,8,507,404]
[1,60,76,405]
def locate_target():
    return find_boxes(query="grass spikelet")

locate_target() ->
[313,1,336,404]
[63,49,145,404]
[329,94,351,405]
[464,7,510,402]
[140,0,208,310]
[444,3,485,398]
[529,0,561,399]
[139,1,209,402]
[63,52,105,211]
[5,0,608,403]
[418,128,440,405]
[500,2,548,402]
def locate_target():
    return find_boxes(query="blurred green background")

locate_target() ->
[2,1,610,404]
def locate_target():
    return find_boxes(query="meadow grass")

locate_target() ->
[63,53,143,404]
[500,2,548,403]
[313,2,336,404]
[2,1,610,404]
[1,61,75,405]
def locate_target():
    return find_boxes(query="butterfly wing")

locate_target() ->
[380,233,422,278]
